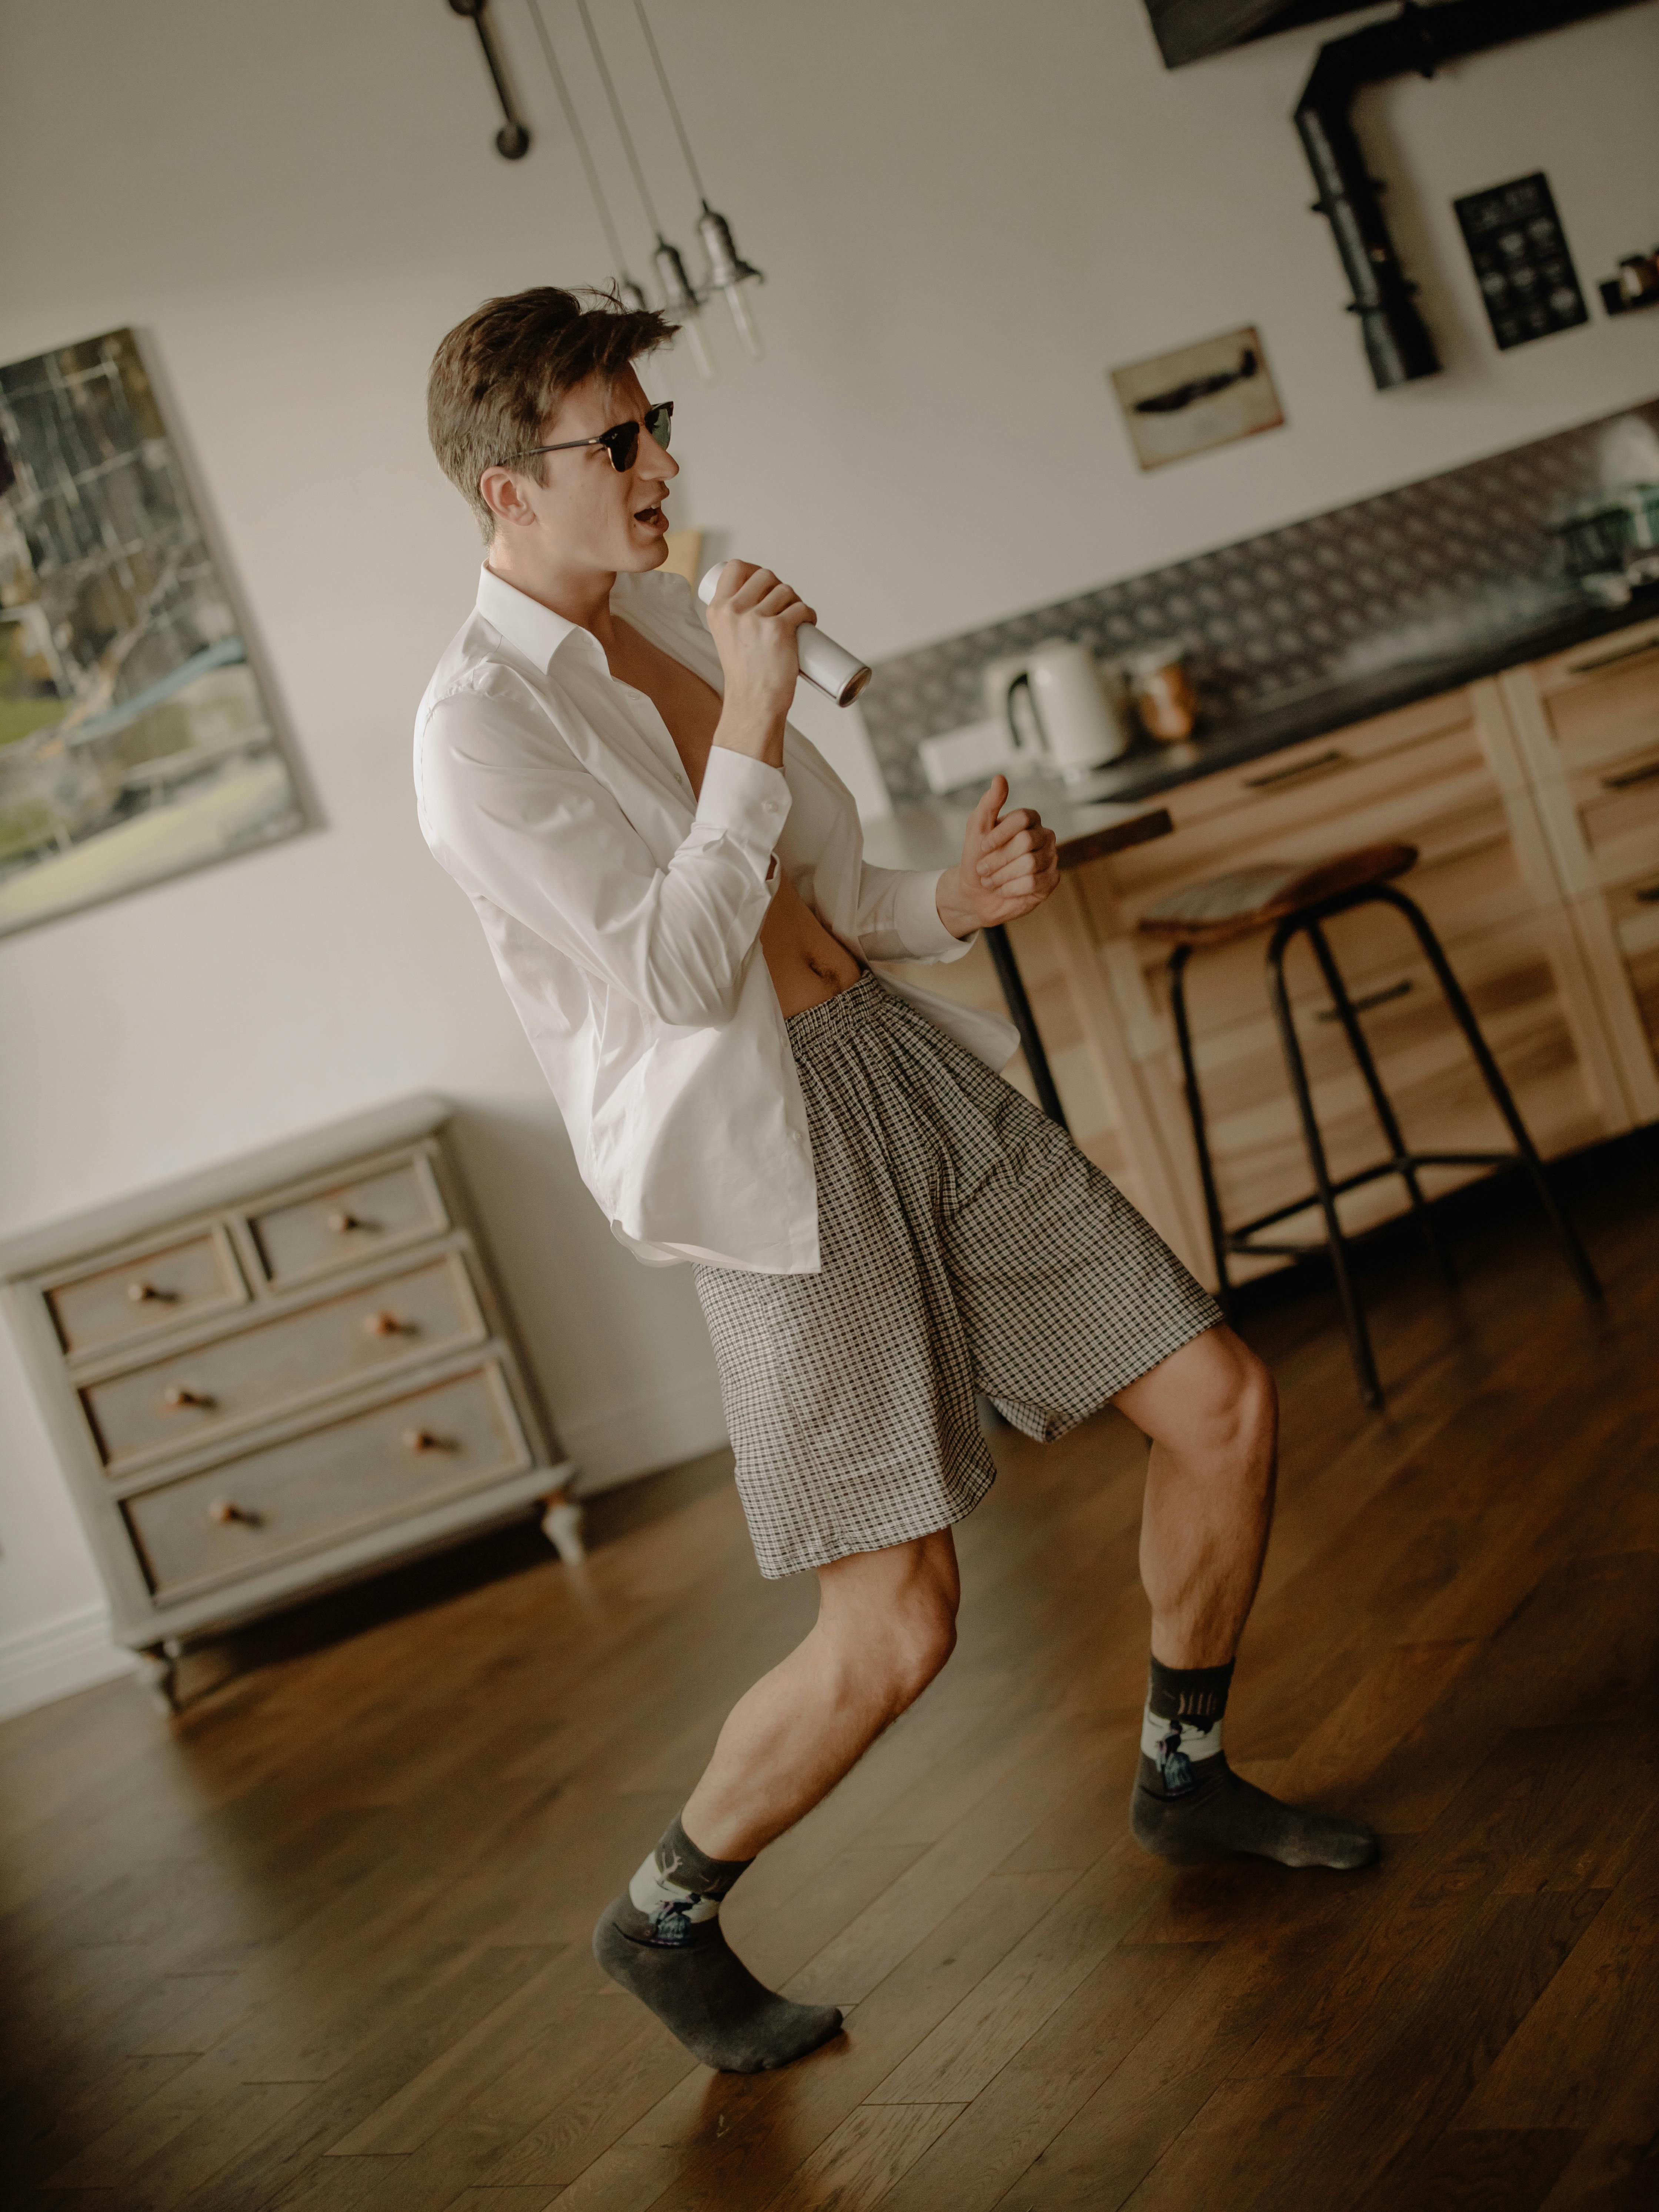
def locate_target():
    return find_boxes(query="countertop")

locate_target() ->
[864,581,1659,874]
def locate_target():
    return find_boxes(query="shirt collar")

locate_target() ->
[475,564,592,674]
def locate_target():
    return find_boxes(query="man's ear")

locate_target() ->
[478,464,532,534]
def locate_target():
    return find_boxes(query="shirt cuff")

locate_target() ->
[697,746,791,882]
[892,867,977,961]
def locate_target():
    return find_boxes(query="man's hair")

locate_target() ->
[427,286,677,540]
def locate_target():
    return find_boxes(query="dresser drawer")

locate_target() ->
[80,1252,486,1473]
[121,1363,533,1599]
[45,1227,248,1358]
[245,1153,448,1285]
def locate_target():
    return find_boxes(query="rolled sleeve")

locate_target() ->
[893,867,977,962]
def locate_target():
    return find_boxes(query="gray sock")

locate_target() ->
[592,1816,843,2073]
[1131,1654,1378,1871]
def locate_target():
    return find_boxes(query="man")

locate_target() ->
[415,287,1376,2078]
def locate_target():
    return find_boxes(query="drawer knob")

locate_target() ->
[402,1427,453,1453]
[127,1280,177,1304]
[327,1210,364,1234]
[209,1499,261,1527]
[163,1385,216,1411]
[365,1310,410,1337]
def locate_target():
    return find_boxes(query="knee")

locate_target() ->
[847,1586,957,1719]
[1232,1345,1278,1453]
[1192,1332,1278,1471]
[888,1592,958,1708]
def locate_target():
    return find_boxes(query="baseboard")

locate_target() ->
[558,1370,729,1497]
[0,1602,135,1724]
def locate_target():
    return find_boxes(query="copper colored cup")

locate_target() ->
[1129,652,1198,743]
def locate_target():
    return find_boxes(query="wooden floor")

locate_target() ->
[5,1145,1659,2212]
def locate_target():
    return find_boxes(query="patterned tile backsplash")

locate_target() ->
[858,398,1659,803]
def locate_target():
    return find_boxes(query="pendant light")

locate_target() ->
[523,0,660,332]
[572,0,715,382]
[632,0,767,360]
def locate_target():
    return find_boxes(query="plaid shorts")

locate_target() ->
[693,972,1222,1579]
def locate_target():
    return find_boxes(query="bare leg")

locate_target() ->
[682,1526,961,1859]
[593,1527,961,2071]
[1112,1322,1376,1870]
[1112,1323,1278,1669]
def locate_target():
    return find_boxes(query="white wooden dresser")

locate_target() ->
[0,1094,581,1709]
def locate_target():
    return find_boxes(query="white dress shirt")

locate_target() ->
[414,565,1018,1272]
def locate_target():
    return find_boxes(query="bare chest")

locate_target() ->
[605,623,723,798]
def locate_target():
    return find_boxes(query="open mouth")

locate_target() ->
[633,503,667,528]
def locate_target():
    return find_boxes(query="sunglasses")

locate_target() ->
[501,400,673,475]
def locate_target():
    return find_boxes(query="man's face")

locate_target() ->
[489,364,677,574]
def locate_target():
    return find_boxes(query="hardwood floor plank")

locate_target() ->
[1371,2127,1583,2211]
[869,1842,1156,2103]
[876,1942,1219,2212]
[1533,2009,1659,2210]
[978,1935,1285,2210]
[1249,1889,1609,2212]
[167,1946,555,2212]
[758,2101,962,2212]
[1456,1819,1659,2132]
[1116,2077,1336,2211]
[779,1725,1096,2008]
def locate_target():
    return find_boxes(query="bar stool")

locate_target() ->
[1138,840,1602,1407]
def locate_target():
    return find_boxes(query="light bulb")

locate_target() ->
[652,238,715,384]
[697,204,765,362]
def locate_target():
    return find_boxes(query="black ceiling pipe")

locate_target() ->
[1296,0,1648,390]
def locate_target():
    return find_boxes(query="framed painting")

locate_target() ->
[1109,325,1285,472]
[0,328,308,938]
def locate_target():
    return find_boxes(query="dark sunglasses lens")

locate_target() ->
[603,421,642,472]
[645,402,673,450]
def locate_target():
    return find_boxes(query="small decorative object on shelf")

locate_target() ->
[0,1095,583,1716]
[1454,173,1588,351]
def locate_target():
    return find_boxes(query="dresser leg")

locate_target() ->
[540,1492,587,1565]
[137,1642,182,1715]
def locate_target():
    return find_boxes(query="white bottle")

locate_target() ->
[698,564,872,708]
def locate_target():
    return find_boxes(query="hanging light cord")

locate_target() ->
[523,0,632,281]
[630,0,708,206]
[573,0,663,239]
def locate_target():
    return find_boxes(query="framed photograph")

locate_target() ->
[0,328,308,938]
[1109,326,1284,472]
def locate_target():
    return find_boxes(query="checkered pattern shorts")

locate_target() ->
[694,972,1222,1579]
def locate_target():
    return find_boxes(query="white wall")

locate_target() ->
[2,0,1655,1715]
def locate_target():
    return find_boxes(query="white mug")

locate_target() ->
[1007,641,1132,779]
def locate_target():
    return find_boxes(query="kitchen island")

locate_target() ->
[866,591,1659,1286]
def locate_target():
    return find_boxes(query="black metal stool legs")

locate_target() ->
[1302,917,1458,1293]
[1370,884,1603,1307]
[1164,874,1601,1412]
[1168,944,1236,1325]
[1265,921,1386,1408]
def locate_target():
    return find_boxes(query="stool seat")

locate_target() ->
[1137,841,1418,948]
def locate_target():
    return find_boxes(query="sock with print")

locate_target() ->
[593,1815,844,2072]
[1130,1654,1378,1870]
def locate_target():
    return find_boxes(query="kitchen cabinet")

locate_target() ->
[1498,615,1659,1125]
[885,615,1659,1287]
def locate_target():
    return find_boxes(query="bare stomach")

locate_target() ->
[761,872,865,1018]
